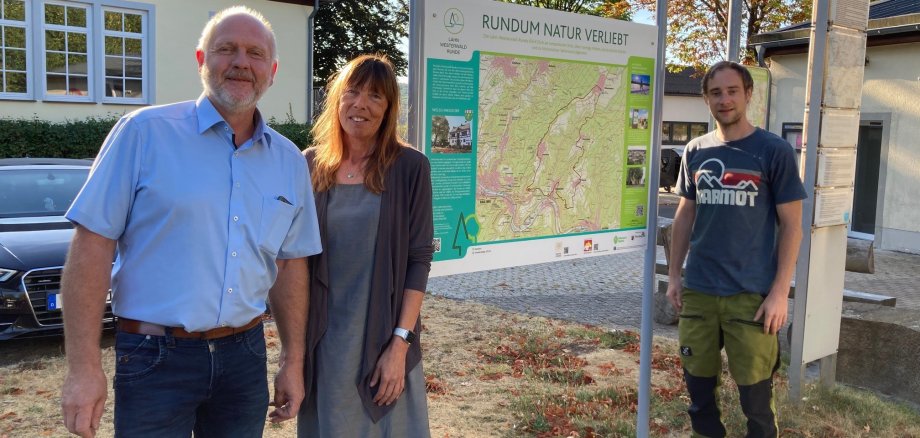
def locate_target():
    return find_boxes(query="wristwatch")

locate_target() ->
[393,327,416,345]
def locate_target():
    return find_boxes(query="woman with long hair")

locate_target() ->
[298,54,433,437]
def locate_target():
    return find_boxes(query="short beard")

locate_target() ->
[201,65,264,114]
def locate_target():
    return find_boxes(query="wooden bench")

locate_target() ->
[654,260,896,307]
[653,217,896,324]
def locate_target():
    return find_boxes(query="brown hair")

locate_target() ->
[700,61,754,95]
[310,54,406,194]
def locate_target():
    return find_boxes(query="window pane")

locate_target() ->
[5,71,26,92]
[124,13,142,33]
[5,1,26,21]
[104,77,123,97]
[68,75,88,95]
[4,26,26,49]
[46,74,66,94]
[661,123,671,142]
[66,6,86,28]
[68,32,86,53]
[46,30,65,51]
[125,58,142,78]
[690,123,708,138]
[124,79,142,98]
[45,4,65,25]
[105,36,122,55]
[672,123,689,143]
[125,38,142,57]
[68,54,86,74]
[105,56,123,77]
[5,48,25,70]
[104,11,121,31]
[46,52,66,73]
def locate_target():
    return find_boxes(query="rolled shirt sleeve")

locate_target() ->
[66,116,142,240]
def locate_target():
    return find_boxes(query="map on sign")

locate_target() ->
[476,54,626,241]
[421,0,657,276]
[746,66,771,129]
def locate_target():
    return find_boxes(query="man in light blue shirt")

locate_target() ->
[59,7,320,437]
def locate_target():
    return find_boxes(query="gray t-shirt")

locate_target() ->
[677,128,807,296]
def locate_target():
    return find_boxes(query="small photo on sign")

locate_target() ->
[630,108,649,130]
[630,74,650,95]
[627,146,646,165]
[431,115,472,154]
[627,167,645,187]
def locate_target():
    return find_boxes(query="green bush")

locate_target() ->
[0,113,313,159]
[0,116,119,159]
[267,112,313,150]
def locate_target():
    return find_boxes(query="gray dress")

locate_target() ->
[299,183,430,437]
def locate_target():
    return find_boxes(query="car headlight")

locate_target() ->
[0,268,16,282]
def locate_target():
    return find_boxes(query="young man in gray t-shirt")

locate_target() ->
[668,61,806,438]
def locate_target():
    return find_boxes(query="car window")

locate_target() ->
[0,168,89,218]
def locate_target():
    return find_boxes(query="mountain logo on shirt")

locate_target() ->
[693,158,761,207]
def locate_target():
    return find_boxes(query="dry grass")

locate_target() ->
[2,295,920,437]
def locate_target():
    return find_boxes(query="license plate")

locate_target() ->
[48,293,62,311]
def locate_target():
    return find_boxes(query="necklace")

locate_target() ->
[343,160,364,179]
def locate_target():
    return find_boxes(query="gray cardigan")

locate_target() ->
[303,146,434,422]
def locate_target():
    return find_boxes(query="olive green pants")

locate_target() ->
[678,289,780,438]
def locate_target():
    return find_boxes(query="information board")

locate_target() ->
[420,0,658,276]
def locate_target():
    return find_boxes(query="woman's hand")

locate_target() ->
[370,336,409,406]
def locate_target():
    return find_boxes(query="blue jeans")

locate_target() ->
[113,324,269,437]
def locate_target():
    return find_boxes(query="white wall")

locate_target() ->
[766,42,920,253]
[662,95,709,123]
[0,0,311,123]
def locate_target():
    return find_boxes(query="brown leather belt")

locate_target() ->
[116,316,262,340]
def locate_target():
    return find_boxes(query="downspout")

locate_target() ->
[306,0,319,122]
[755,44,767,67]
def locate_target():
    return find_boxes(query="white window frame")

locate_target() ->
[0,0,154,104]
[0,0,33,100]
[99,4,147,104]
[39,0,93,102]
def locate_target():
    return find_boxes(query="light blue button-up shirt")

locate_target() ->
[67,96,321,331]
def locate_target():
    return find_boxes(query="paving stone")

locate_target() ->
[427,247,918,342]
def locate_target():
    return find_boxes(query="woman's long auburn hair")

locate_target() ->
[310,54,407,194]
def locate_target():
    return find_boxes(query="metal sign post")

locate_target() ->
[636,0,667,435]
[726,0,742,61]
[790,0,870,399]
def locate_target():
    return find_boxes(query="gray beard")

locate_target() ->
[201,71,263,114]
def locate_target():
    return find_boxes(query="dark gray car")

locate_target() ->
[0,158,113,340]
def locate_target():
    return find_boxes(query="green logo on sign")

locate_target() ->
[444,8,464,34]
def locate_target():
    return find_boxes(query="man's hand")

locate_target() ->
[61,366,107,437]
[60,226,115,437]
[666,281,683,313]
[266,257,307,422]
[370,337,408,406]
[269,359,304,423]
[754,289,789,335]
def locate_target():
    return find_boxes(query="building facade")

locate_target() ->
[750,1,920,253]
[0,0,314,122]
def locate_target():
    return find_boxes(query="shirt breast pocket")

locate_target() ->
[258,197,296,256]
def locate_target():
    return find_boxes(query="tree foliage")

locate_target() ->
[630,0,811,71]
[313,1,408,87]
[498,0,632,20]
[431,115,449,147]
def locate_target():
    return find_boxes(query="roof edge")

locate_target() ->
[750,13,920,49]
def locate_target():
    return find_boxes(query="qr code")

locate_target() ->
[432,237,442,253]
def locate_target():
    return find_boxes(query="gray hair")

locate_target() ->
[197,6,278,61]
